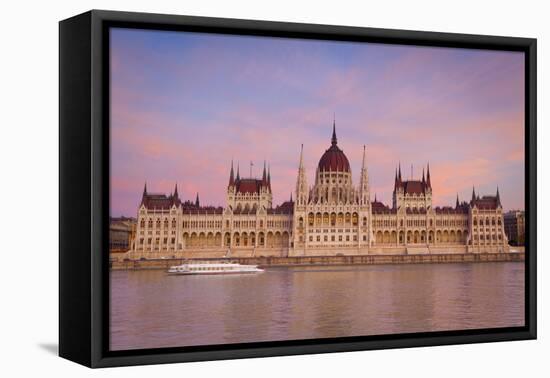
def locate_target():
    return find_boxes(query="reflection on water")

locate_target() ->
[110,262,524,351]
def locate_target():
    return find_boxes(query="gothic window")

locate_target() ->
[172,219,177,227]
[156,219,161,228]
[140,219,145,227]
[164,219,169,228]
[148,219,153,228]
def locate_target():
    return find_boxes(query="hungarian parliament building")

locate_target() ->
[128,123,509,259]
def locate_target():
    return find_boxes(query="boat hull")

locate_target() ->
[167,269,264,275]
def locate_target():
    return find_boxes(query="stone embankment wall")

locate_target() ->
[111,252,524,270]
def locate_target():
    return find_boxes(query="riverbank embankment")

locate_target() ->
[111,251,525,270]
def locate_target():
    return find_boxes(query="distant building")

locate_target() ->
[127,121,509,259]
[110,217,137,252]
[504,210,525,246]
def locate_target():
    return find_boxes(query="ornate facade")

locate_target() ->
[127,122,509,259]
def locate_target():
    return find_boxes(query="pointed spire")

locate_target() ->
[174,183,179,198]
[299,144,304,169]
[262,160,267,185]
[496,186,501,207]
[471,186,476,202]
[456,193,459,208]
[398,162,402,182]
[361,145,366,169]
[422,168,425,183]
[143,182,147,197]
[290,192,293,202]
[229,160,235,186]
[267,164,271,190]
[236,162,240,181]
[374,193,377,202]
[331,117,337,146]
[195,192,200,207]
[426,163,431,188]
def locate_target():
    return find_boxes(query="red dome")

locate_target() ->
[318,145,351,172]
[318,123,350,172]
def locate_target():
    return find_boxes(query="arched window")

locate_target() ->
[164,219,169,228]
[172,219,177,228]
[148,219,153,228]
[156,219,161,228]
[140,219,145,227]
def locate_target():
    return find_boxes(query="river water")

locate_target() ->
[110,262,524,351]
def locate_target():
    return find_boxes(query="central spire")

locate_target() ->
[331,116,337,146]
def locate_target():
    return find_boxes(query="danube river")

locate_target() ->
[110,262,524,351]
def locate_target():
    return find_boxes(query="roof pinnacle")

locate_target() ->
[331,117,337,146]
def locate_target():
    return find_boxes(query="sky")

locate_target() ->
[110,27,525,217]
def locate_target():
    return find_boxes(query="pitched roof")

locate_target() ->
[141,193,181,209]
[400,180,428,194]
[434,205,469,214]
[235,178,264,194]
[471,195,499,210]
[371,200,395,214]
[267,200,294,215]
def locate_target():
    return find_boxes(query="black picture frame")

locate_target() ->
[59,9,537,368]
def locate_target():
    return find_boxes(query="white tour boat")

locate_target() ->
[167,262,264,275]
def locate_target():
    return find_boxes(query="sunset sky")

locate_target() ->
[110,27,525,217]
